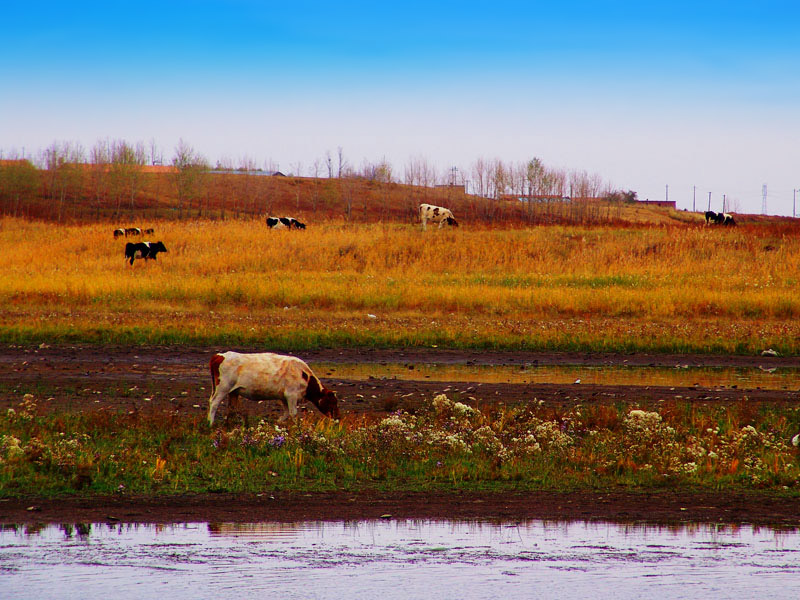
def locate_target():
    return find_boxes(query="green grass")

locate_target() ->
[2,393,800,499]
[2,318,798,356]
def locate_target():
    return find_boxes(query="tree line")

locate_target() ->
[0,138,627,223]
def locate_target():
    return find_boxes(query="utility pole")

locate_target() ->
[762,184,768,215]
[794,188,797,218]
[723,194,727,213]
[707,192,711,211]
[665,184,669,203]
[693,185,696,212]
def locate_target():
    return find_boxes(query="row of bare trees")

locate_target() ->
[1,138,621,223]
[467,157,610,200]
[236,147,612,202]
[0,139,209,221]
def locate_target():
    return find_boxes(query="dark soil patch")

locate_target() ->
[4,490,800,527]
[2,344,798,418]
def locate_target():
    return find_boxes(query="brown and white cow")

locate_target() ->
[207,351,339,425]
[419,203,458,230]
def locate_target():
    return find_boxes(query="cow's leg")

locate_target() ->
[278,391,301,423]
[438,219,445,229]
[224,390,241,424]
[421,217,427,231]
[208,381,235,425]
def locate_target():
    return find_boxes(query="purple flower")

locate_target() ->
[270,435,286,448]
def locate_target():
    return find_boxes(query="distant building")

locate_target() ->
[502,194,576,202]
[638,199,676,209]
[435,183,467,192]
[0,159,34,168]
[209,169,286,177]
[141,165,178,174]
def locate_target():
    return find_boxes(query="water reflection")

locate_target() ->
[2,519,799,599]
[320,362,800,390]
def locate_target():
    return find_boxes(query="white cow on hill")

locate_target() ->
[419,203,458,230]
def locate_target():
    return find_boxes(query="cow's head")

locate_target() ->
[318,388,340,420]
[446,216,459,227]
[306,376,341,419]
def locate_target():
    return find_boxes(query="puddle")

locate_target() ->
[2,520,799,599]
[320,363,800,391]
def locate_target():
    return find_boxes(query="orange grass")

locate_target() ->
[1,217,799,353]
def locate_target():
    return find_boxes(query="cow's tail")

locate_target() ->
[209,354,225,395]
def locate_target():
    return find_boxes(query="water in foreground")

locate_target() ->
[2,519,799,599]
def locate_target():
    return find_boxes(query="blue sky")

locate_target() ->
[2,1,799,214]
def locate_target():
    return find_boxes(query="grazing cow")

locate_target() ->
[113,228,125,238]
[207,351,340,425]
[125,227,141,237]
[706,211,735,226]
[143,228,155,234]
[124,241,168,265]
[419,203,458,230]
[266,216,306,229]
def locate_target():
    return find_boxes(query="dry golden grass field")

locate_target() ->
[2,215,799,354]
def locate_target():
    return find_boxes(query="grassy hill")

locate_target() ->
[0,162,772,227]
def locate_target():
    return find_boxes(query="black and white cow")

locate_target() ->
[706,211,736,226]
[419,203,458,230]
[125,227,141,237]
[113,228,125,238]
[266,216,306,229]
[124,241,168,265]
[143,228,155,234]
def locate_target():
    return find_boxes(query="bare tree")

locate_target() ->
[310,158,323,214]
[342,178,354,221]
[171,139,208,219]
[109,139,146,216]
[42,141,86,222]
[337,146,347,178]
[148,138,162,165]
[238,156,258,217]
[471,158,488,198]
[489,158,508,200]
[0,153,38,218]
[89,140,110,219]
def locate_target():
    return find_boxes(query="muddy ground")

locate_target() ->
[3,344,799,417]
[2,344,800,526]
